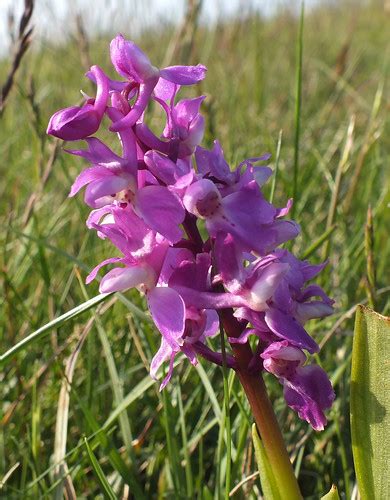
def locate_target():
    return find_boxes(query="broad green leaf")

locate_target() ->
[252,424,282,500]
[321,484,340,499]
[350,305,390,499]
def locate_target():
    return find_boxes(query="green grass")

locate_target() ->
[1,0,389,497]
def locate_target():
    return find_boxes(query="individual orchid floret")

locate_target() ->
[183,178,299,254]
[67,137,137,208]
[283,365,335,431]
[215,233,289,312]
[47,66,109,141]
[266,249,334,323]
[71,140,185,242]
[150,308,223,390]
[195,140,273,193]
[162,96,206,158]
[144,151,194,191]
[108,34,207,131]
[195,140,236,184]
[261,341,335,430]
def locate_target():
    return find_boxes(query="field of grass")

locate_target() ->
[1,0,389,498]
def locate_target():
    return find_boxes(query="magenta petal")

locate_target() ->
[84,175,131,208]
[110,78,158,132]
[295,302,334,323]
[276,198,293,218]
[48,66,108,140]
[284,365,335,431]
[247,262,290,311]
[301,260,328,281]
[110,34,157,81]
[69,166,113,197]
[159,64,207,85]
[86,257,123,284]
[203,310,219,338]
[195,140,234,183]
[174,96,205,126]
[147,287,186,348]
[299,284,333,304]
[264,307,319,353]
[99,265,151,293]
[159,355,176,390]
[144,151,176,185]
[134,123,170,154]
[66,137,123,165]
[158,248,194,286]
[228,328,260,344]
[47,105,100,141]
[215,232,244,286]
[150,338,173,380]
[136,186,184,243]
[223,186,276,226]
[252,166,273,187]
[171,288,246,310]
[168,253,211,291]
[154,78,179,101]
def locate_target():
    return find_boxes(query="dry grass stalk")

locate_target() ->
[75,13,92,71]
[163,0,202,66]
[364,205,376,309]
[0,0,34,116]
[53,317,95,500]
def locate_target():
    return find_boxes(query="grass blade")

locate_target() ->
[301,224,337,260]
[83,438,117,500]
[269,130,283,204]
[53,317,93,500]
[0,293,112,366]
[292,1,304,217]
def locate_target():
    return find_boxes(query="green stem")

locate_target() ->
[220,323,232,499]
[220,310,302,500]
[233,343,302,499]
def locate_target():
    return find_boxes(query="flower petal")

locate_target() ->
[99,265,151,293]
[284,365,335,431]
[264,307,319,353]
[147,287,186,348]
[136,185,184,243]
[159,64,207,85]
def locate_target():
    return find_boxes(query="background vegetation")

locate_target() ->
[1,0,389,497]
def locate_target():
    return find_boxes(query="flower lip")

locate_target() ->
[183,179,222,219]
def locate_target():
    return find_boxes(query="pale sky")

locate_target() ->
[0,0,327,56]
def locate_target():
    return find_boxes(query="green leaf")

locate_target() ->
[83,438,117,500]
[350,305,390,500]
[251,424,282,500]
[321,484,340,499]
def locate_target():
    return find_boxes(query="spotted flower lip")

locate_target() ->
[47,33,334,430]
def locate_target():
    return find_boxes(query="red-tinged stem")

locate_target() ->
[220,310,302,500]
[183,218,301,497]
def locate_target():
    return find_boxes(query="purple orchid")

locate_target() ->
[47,33,334,431]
